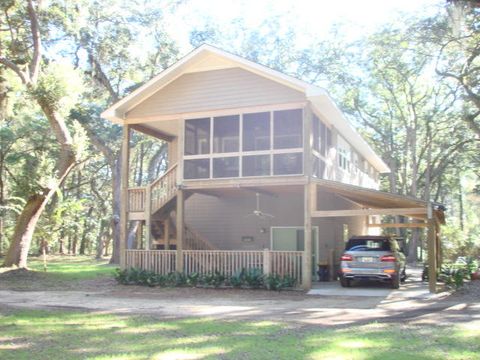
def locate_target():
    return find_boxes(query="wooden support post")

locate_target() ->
[303,183,313,289]
[176,189,184,273]
[435,219,442,268]
[427,218,437,293]
[263,248,271,276]
[136,222,143,249]
[144,184,152,250]
[165,217,170,250]
[119,124,131,269]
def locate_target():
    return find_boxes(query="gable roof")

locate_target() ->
[101,44,390,173]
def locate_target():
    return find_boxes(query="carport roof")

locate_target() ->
[312,179,445,224]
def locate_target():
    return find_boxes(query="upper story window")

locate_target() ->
[185,118,210,155]
[213,115,239,153]
[243,112,270,151]
[273,109,303,149]
[337,136,351,172]
[183,108,304,180]
[312,114,328,157]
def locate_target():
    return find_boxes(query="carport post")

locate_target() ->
[302,183,313,290]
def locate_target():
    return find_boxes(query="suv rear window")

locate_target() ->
[345,238,391,252]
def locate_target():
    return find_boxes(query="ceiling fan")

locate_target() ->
[245,193,274,219]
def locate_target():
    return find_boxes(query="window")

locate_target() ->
[213,115,239,153]
[184,159,210,179]
[243,155,270,176]
[273,109,303,149]
[185,118,210,155]
[274,153,302,175]
[243,112,270,151]
[184,108,304,180]
[213,157,239,178]
[313,156,325,178]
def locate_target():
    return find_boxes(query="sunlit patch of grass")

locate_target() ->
[0,309,479,360]
[28,256,115,280]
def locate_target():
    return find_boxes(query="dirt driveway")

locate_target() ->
[1,281,479,328]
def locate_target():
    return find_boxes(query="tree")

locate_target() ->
[0,1,82,267]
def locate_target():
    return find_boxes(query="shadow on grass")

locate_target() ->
[0,309,478,360]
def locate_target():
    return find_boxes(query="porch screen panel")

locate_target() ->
[184,159,210,179]
[185,118,210,155]
[213,115,239,153]
[213,157,239,178]
[243,112,270,151]
[242,155,270,177]
[273,153,302,175]
[273,109,303,149]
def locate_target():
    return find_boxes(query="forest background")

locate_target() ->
[0,0,478,267]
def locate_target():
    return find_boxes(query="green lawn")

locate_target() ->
[27,255,116,280]
[0,256,116,290]
[0,309,478,360]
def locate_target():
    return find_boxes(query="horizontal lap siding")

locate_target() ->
[126,68,306,118]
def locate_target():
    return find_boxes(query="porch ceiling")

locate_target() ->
[186,184,304,198]
[312,179,445,223]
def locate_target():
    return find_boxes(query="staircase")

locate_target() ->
[128,163,216,251]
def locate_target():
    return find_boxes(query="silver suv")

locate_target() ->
[339,236,406,289]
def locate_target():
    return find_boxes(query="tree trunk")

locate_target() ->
[2,99,75,267]
[110,155,122,264]
[3,194,47,267]
[95,220,106,260]
[79,206,93,255]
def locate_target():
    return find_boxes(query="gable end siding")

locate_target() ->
[126,67,306,118]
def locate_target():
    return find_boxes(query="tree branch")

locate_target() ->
[27,0,41,84]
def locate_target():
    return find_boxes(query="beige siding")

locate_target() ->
[185,192,304,250]
[127,67,306,118]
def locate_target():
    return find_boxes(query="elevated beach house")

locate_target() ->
[102,45,443,291]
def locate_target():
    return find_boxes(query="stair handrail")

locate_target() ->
[150,163,178,213]
[185,224,217,250]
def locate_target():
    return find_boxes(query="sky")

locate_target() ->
[165,0,445,52]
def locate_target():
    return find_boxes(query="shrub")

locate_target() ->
[186,272,201,287]
[203,271,225,288]
[243,268,264,288]
[439,264,468,290]
[229,269,245,288]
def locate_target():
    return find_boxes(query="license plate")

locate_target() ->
[358,257,375,262]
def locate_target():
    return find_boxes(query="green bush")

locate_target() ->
[115,267,297,290]
[439,264,468,290]
[243,268,264,288]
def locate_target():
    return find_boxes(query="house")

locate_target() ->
[102,44,444,291]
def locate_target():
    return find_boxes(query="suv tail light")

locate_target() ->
[380,255,396,262]
[341,254,353,261]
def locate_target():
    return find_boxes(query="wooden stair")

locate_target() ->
[129,163,216,251]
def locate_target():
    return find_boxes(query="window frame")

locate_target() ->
[183,108,304,180]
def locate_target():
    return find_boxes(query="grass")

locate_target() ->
[0,255,116,290]
[0,309,478,360]
[27,255,116,280]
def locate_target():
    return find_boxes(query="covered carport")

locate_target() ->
[308,179,445,293]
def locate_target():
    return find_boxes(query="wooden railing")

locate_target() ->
[183,250,264,276]
[151,163,178,213]
[125,250,176,274]
[271,251,303,283]
[184,225,216,250]
[124,249,304,286]
[128,187,146,212]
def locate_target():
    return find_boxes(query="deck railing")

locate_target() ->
[125,250,176,274]
[128,187,146,212]
[127,164,178,215]
[151,164,177,213]
[124,249,304,286]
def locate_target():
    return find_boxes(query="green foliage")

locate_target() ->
[243,268,264,288]
[115,267,296,290]
[439,264,468,290]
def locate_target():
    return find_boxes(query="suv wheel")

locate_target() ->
[391,275,400,289]
[340,277,351,288]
